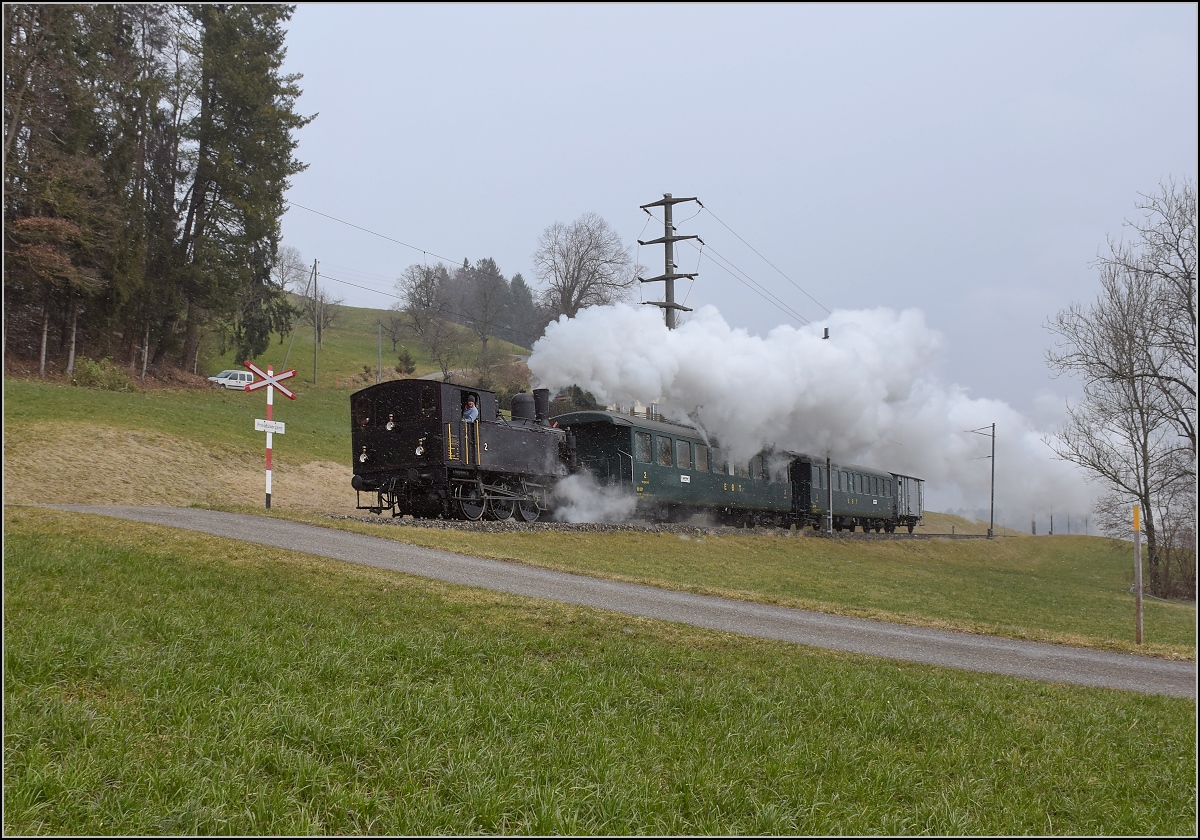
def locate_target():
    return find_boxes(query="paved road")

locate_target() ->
[47,505,1197,699]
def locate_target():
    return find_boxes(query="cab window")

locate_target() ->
[353,396,373,427]
[418,386,439,418]
[656,436,673,467]
[634,431,652,462]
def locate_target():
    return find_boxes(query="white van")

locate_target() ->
[208,370,255,391]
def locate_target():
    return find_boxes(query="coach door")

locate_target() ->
[789,458,812,516]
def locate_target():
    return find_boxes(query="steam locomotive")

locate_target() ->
[351,379,573,521]
[350,379,924,531]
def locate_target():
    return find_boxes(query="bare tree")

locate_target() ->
[272,244,308,294]
[532,212,637,319]
[298,286,342,345]
[1045,179,1197,597]
[395,263,450,341]
[425,318,468,383]
[1095,179,1196,462]
[381,311,408,352]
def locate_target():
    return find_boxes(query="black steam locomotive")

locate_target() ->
[351,379,574,521]
[350,379,924,531]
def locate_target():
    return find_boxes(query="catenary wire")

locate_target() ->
[698,201,832,315]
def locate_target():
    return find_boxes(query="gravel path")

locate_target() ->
[48,505,1197,699]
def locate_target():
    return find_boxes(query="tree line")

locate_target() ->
[1046,179,1197,599]
[3,4,646,384]
[387,212,642,384]
[4,3,311,376]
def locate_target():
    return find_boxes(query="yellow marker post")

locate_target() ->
[1133,505,1143,645]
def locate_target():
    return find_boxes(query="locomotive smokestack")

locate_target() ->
[533,388,550,425]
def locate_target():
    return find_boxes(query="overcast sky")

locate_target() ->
[279,2,1197,432]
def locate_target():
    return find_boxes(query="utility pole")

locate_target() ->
[967,423,996,538]
[826,456,834,535]
[638,193,702,329]
[311,259,319,385]
[377,320,383,384]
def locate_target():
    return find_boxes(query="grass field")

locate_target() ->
[4,507,1196,836]
[4,320,1197,834]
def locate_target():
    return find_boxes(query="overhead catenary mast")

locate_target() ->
[638,193,702,329]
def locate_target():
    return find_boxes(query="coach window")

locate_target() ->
[676,439,692,470]
[657,436,674,467]
[696,444,709,472]
[634,431,652,463]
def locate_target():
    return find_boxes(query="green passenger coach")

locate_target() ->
[554,409,923,532]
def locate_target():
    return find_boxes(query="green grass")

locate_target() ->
[261,513,1198,659]
[5,508,1196,836]
[4,376,350,464]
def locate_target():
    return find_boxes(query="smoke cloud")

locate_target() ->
[548,473,639,523]
[528,303,1094,525]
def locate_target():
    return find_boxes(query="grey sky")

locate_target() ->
[279,2,1197,429]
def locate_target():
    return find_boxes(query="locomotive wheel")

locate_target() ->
[456,485,486,521]
[517,497,540,522]
[486,484,515,521]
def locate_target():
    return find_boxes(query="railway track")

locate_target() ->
[329,514,999,539]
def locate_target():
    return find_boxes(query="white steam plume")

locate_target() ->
[528,304,1093,525]
[549,473,639,523]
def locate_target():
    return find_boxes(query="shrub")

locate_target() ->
[70,357,135,392]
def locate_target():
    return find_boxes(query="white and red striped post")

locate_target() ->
[265,365,275,508]
[244,361,296,509]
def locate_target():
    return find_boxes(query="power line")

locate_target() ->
[286,201,516,290]
[642,208,812,326]
[698,202,832,315]
[289,197,824,332]
[688,238,812,326]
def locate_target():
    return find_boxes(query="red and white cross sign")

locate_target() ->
[243,361,297,400]
[244,361,297,508]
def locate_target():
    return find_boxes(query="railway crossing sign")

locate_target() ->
[244,361,297,509]
[244,361,297,400]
